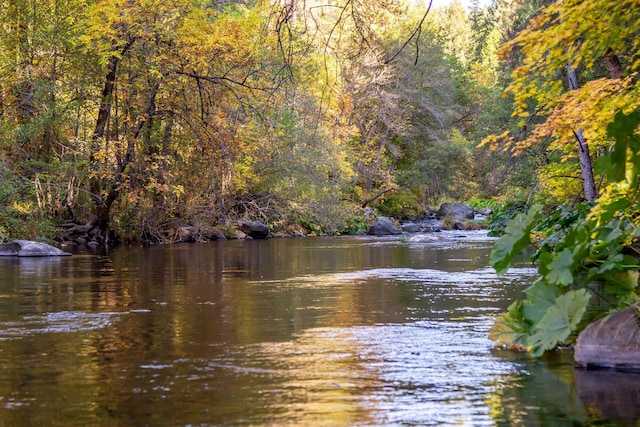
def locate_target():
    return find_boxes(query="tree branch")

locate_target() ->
[385,0,433,65]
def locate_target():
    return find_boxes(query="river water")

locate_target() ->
[0,231,638,426]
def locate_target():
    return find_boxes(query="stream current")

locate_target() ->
[0,231,638,425]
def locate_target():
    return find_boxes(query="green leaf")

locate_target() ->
[604,269,640,298]
[490,205,543,274]
[536,248,552,276]
[600,110,640,182]
[489,301,529,348]
[522,280,559,324]
[544,248,574,286]
[528,289,591,356]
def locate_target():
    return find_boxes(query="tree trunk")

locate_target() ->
[89,40,135,243]
[566,65,597,202]
[89,53,120,240]
[603,50,623,79]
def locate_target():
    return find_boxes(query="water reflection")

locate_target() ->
[575,369,640,422]
[0,234,637,425]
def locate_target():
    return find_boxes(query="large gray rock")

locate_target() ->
[436,203,474,220]
[574,303,640,371]
[367,217,401,235]
[401,223,420,233]
[0,240,71,257]
[239,221,269,239]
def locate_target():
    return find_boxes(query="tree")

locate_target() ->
[77,0,295,242]
[0,0,86,162]
[483,0,640,202]
[486,0,640,355]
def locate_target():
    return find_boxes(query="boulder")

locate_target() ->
[239,221,269,239]
[209,232,227,241]
[401,223,420,233]
[574,303,640,371]
[436,203,474,220]
[176,226,197,242]
[0,240,71,257]
[367,217,401,235]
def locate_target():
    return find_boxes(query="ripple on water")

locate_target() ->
[252,266,538,291]
[168,316,522,426]
[0,311,121,340]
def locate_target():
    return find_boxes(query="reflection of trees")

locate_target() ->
[0,237,567,425]
[243,330,383,426]
[487,351,592,426]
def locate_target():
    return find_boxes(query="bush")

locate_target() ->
[0,163,58,242]
[374,189,423,218]
[486,201,527,236]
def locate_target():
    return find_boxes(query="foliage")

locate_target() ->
[480,0,640,206]
[0,162,59,242]
[0,0,587,243]
[486,201,527,236]
[338,213,370,235]
[468,198,499,212]
[484,0,640,153]
[490,204,542,274]
[489,110,640,356]
[374,188,423,218]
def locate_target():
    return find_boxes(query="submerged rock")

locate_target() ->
[0,240,72,257]
[406,234,446,243]
[401,223,420,233]
[574,303,640,371]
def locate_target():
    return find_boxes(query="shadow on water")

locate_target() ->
[0,233,638,425]
[491,349,640,426]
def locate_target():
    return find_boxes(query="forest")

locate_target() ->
[0,0,587,243]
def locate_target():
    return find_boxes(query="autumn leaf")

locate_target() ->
[489,301,530,349]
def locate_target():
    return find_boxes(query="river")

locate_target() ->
[0,231,638,426]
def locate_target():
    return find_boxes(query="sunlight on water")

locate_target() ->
[0,311,120,340]
[240,318,519,426]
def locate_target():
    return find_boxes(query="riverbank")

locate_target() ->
[51,202,490,248]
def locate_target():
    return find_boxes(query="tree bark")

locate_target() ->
[89,40,134,242]
[566,65,597,202]
[603,50,623,79]
[89,54,119,239]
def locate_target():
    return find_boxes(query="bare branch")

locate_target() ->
[385,0,433,65]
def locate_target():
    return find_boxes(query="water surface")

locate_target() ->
[0,231,638,425]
